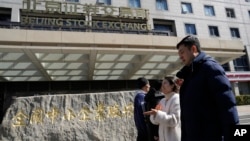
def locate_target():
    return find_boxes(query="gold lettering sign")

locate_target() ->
[11,102,134,127]
[12,110,28,127]
[64,109,76,121]
[108,104,122,118]
[95,103,106,121]
[46,107,60,124]
[30,108,44,124]
[79,106,92,121]
[122,103,133,117]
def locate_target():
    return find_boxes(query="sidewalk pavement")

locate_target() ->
[237,105,250,116]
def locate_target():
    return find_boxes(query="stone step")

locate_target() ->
[239,114,250,125]
[239,115,250,118]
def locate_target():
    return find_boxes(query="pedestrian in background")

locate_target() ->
[176,35,239,141]
[144,76,181,141]
[144,79,165,141]
[134,77,150,141]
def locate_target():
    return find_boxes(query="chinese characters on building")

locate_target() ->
[22,0,148,19]
[21,0,151,31]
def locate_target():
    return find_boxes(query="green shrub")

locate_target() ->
[235,95,250,105]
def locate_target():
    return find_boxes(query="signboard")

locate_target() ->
[21,0,151,31]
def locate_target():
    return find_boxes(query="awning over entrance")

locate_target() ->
[0,28,245,81]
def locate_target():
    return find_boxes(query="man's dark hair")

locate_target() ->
[136,77,149,89]
[176,35,201,52]
[151,79,162,91]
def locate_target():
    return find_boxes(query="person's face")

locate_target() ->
[178,44,195,66]
[161,79,173,94]
[143,84,150,93]
[175,78,184,87]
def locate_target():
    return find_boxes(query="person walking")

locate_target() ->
[176,35,239,141]
[144,76,181,141]
[134,77,150,141]
[144,79,165,141]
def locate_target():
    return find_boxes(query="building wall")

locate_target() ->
[0,0,250,94]
[0,0,21,22]
[143,0,250,42]
[1,0,249,43]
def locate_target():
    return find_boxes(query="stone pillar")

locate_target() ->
[228,61,240,96]
[146,9,153,31]
[245,45,250,68]
[232,82,240,96]
[11,7,20,22]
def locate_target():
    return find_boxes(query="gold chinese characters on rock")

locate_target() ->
[11,103,134,127]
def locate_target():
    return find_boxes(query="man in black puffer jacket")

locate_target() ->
[176,35,239,141]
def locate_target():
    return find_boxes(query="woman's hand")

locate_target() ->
[143,104,162,115]
[143,109,158,115]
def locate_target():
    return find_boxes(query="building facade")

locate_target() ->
[0,0,249,95]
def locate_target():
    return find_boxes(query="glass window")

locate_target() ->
[97,0,111,5]
[0,8,11,22]
[225,8,236,18]
[204,5,215,16]
[238,82,250,95]
[208,26,219,37]
[153,19,176,36]
[185,24,196,35]
[65,0,79,2]
[230,28,240,38]
[154,24,172,31]
[222,63,230,71]
[156,0,168,10]
[233,55,250,71]
[181,2,193,14]
[129,0,141,8]
[153,24,172,36]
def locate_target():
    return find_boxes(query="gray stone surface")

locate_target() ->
[0,91,137,141]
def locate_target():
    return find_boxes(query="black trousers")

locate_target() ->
[137,133,148,141]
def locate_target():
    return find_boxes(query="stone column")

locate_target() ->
[229,61,240,96]
[245,45,250,68]
[11,7,20,22]
[232,82,240,96]
[146,9,153,34]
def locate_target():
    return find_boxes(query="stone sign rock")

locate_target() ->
[0,91,137,141]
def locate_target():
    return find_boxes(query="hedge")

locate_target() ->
[235,95,250,105]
